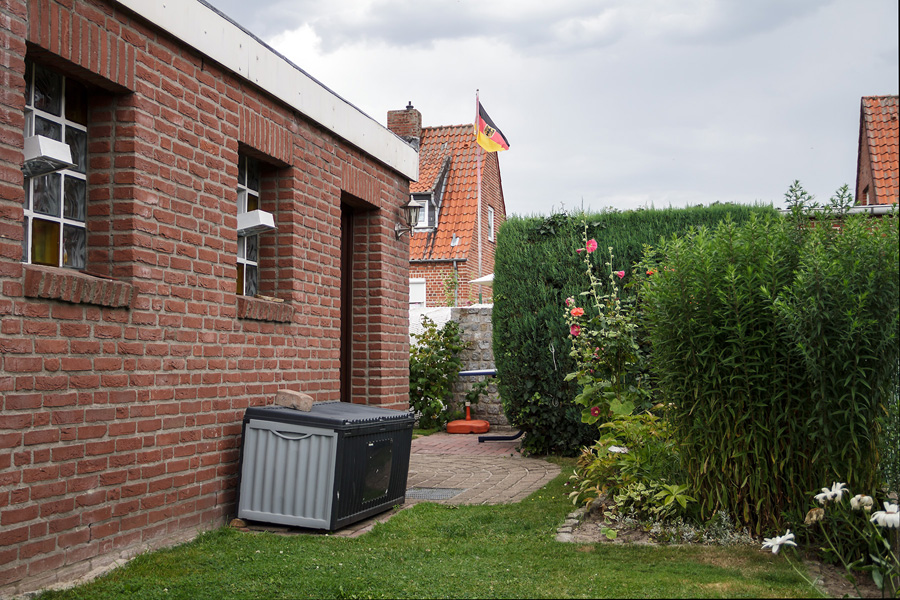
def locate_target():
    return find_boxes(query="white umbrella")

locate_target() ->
[470,273,494,286]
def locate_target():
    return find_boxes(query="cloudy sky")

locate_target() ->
[205,0,898,217]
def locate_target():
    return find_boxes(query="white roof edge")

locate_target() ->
[778,204,898,216]
[113,0,418,181]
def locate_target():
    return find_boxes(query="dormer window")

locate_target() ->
[413,193,436,229]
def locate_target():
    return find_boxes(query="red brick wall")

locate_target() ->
[410,260,496,307]
[0,0,412,594]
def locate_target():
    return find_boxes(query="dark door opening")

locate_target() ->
[340,204,354,403]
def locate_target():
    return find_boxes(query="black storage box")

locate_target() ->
[236,401,414,531]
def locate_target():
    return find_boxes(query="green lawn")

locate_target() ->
[37,462,822,599]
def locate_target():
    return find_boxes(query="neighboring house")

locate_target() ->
[856,95,898,206]
[388,104,506,307]
[0,0,417,595]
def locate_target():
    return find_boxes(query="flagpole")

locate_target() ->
[475,90,483,301]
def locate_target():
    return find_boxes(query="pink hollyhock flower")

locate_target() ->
[590,406,601,417]
[614,271,625,279]
[565,296,574,306]
[570,324,581,337]
[576,248,584,254]
[570,307,584,317]
[586,239,598,253]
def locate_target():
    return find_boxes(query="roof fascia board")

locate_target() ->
[113,0,418,181]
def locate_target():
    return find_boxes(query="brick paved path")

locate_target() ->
[405,430,560,505]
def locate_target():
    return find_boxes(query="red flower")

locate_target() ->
[570,324,581,337]
[646,269,655,276]
[614,270,625,279]
[570,307,584,317]
[586,239,598,253]
[590,406,601,417]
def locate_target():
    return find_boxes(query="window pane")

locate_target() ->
[247,192,258,212]
[237,236,245,260]
[25,61,33,105]
[245,234,258,262]
[65,79,88,125]
[63,225,86,269]
[236,263,244,295]
[33,65,62,116]
[33,173,61,217]
[31,218,60,266]
[35,116,62,141]
[237,189,247,214]
[246,157,260,191]
[238,156,246,186]
[66,128,87,173]
[22,216,29,262]
[244,265,258,297]
[63,176,86,221]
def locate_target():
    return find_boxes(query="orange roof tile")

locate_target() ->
[409,124,497,261]
[860,95,899,204]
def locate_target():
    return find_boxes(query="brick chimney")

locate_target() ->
[387,102,422,150]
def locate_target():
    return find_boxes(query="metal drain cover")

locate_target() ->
[406,487,465,500]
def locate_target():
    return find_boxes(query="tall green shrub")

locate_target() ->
[409,317,465,428]
[641,208,899,533]
[493,204,776,455]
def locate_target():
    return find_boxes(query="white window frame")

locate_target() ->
[487,206,495,242]
[23,62,87,269]
[236,154,261,296]
[409,278,426,306]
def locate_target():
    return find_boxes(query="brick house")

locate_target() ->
[387,104,506,307]
[0,0,418,594]
[856,95,898,206]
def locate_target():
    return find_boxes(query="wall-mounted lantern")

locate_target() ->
[395,198,422,239]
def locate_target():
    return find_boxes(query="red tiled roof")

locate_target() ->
[409,124,488,261]
[860,96,899,204]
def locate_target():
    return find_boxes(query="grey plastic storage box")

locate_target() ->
[236,401,414,530]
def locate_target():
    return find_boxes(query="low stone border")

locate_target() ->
[555,505,589,542]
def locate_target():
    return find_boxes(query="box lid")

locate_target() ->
[244,401,414,429]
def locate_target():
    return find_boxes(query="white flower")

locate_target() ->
[850,494,874,511]
[814,482,849,505]
[829,482,848,503]
[608,446,628,454]
[761,529,797,555]
[870,502,900,529]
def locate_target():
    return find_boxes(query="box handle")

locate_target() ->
[272,431,313,441]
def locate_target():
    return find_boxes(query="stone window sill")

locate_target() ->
[236,295,294,322]
[23,264,134,308]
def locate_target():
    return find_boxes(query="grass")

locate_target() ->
[36,460,821,599]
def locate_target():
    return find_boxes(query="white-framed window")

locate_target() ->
[22,61,88,268]
[409,278,426,306]
[236,154,260,296]
[487,205,495,242]
[414,193,436,229]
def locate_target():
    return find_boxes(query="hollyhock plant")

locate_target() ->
[563,221,651,429]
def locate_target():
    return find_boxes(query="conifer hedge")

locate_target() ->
[493,204,777,455]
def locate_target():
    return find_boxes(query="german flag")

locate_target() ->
[474,101,510,153]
